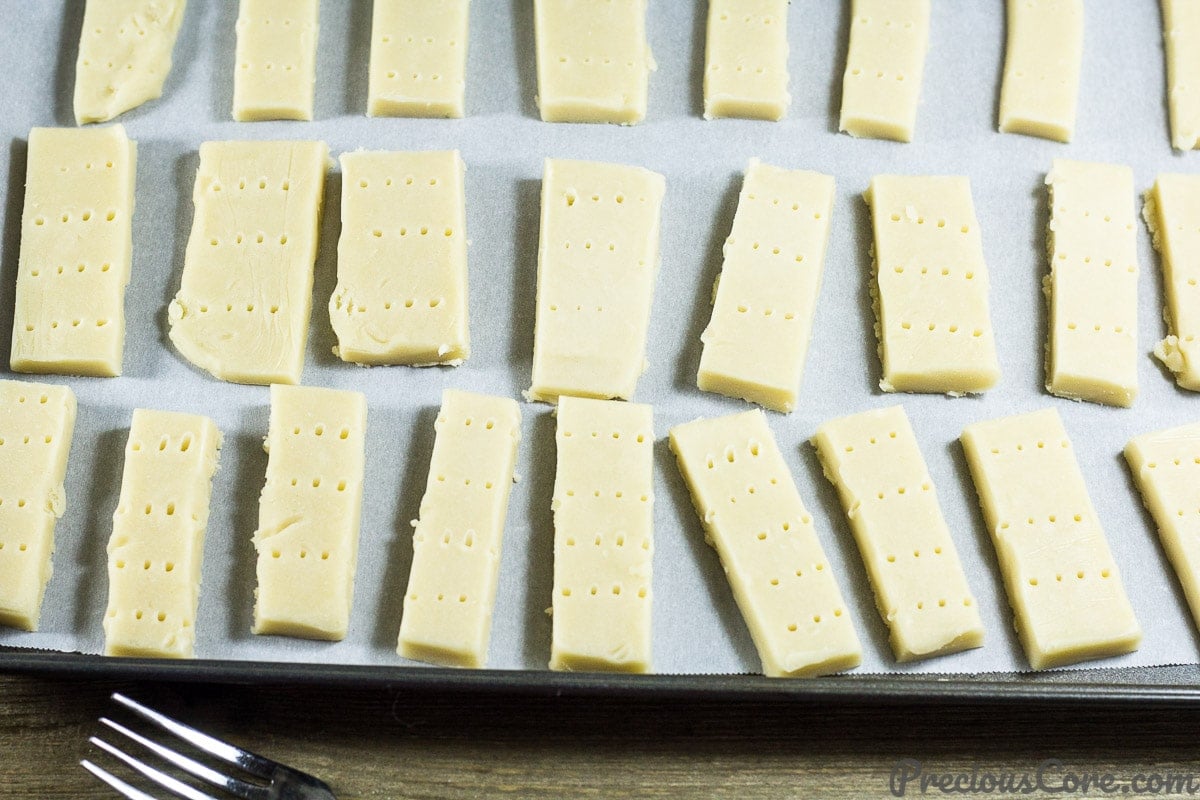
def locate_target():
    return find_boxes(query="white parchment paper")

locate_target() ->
[1,0,1198,677]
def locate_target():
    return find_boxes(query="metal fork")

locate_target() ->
[81,692,337,800]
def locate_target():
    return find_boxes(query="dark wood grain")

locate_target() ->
[4,672,1200,799]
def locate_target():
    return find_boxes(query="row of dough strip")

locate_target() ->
[8,377,1200,677]
[72,0,1200,148]
[11,125,1197,409]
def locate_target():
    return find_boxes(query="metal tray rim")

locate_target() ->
[6,649,1200,706]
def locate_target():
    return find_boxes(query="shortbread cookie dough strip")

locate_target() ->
[0,381,76,632]
[1126,423,1200,633]
[550,397,654,673]
[74,0,188,124]
[167,140,329,385]
[838,0,930,142]
[398,390,520,668]
[330,150,469,366]
[104,409,221,658]
[813,405,984,662]
[1044,159,1138,407]
[865,175,1000,394]
[528,158,665,403]
[232,0,319,121]
[533,0,654,124]
[698,159,833,412]
[670,410,861,678]
[368,0,470,118]
[998,0,1084,142]
[253,385,366,641]
[1144,174,1200,390]
[704,0,790,121]
[11,125,136,378]
[961,408,1141,670]
[1161,0,1200,150]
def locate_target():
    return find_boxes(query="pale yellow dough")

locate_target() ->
[866,175,1000,394]
[528,159,665,403]
[839,0,930,142]
[74,0,188,125]
[11,125,136,378]
[961,408,1141,670]
[232,0,319,121]
[550,397,654,673]
[1144,174,1200,391]
[368,0,470,118]
[167,140,329,386]
[104,409,221,659]
[697,159,833,412]
[703,0,790,121]
[669,410,861,678]
[0,381,76,632]
[1162,0,1200,150]
[813,405,984,663]
[330,150,469,366]
[1044,159,1138,407]
[1125,423,1200,634]
[398,390,521,668]
[253,385,366,642]
[998,0,1084,143]
[533,0,654,124]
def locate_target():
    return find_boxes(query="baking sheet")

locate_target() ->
[2,0,1199,679]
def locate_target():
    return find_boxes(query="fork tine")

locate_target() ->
[111,693,274,779]
[89,737,220,800]
[100,717,271,800]
[81,759,162,800]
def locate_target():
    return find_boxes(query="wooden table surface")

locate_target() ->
[5,671,1200,799]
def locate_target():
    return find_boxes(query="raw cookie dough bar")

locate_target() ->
[368,0,470,118]
[398,390,520,668]
[697,160,833,412]
[550,397,654,673]
[998,0,1084,143]
[866,175,1001,394]
[1145,174,1200,390]
[232,0,319,121]
[813,405,983,662]
[533,0,654,124]
[670,410,861,678]
[104,409,221,658]
[1044,159,1138,407]
[839,0,930,142]
[11,125,136,378]
[703,0,790,121]
[961,408,1141,670]
[330,150,469,366]
[167,140,329,386]
[1161,0,1200,150]
[74,0,188,124]
[253,385,366,641]
[0,381,76,632]
[1126,423,1200,633]
[528,159,665,403]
